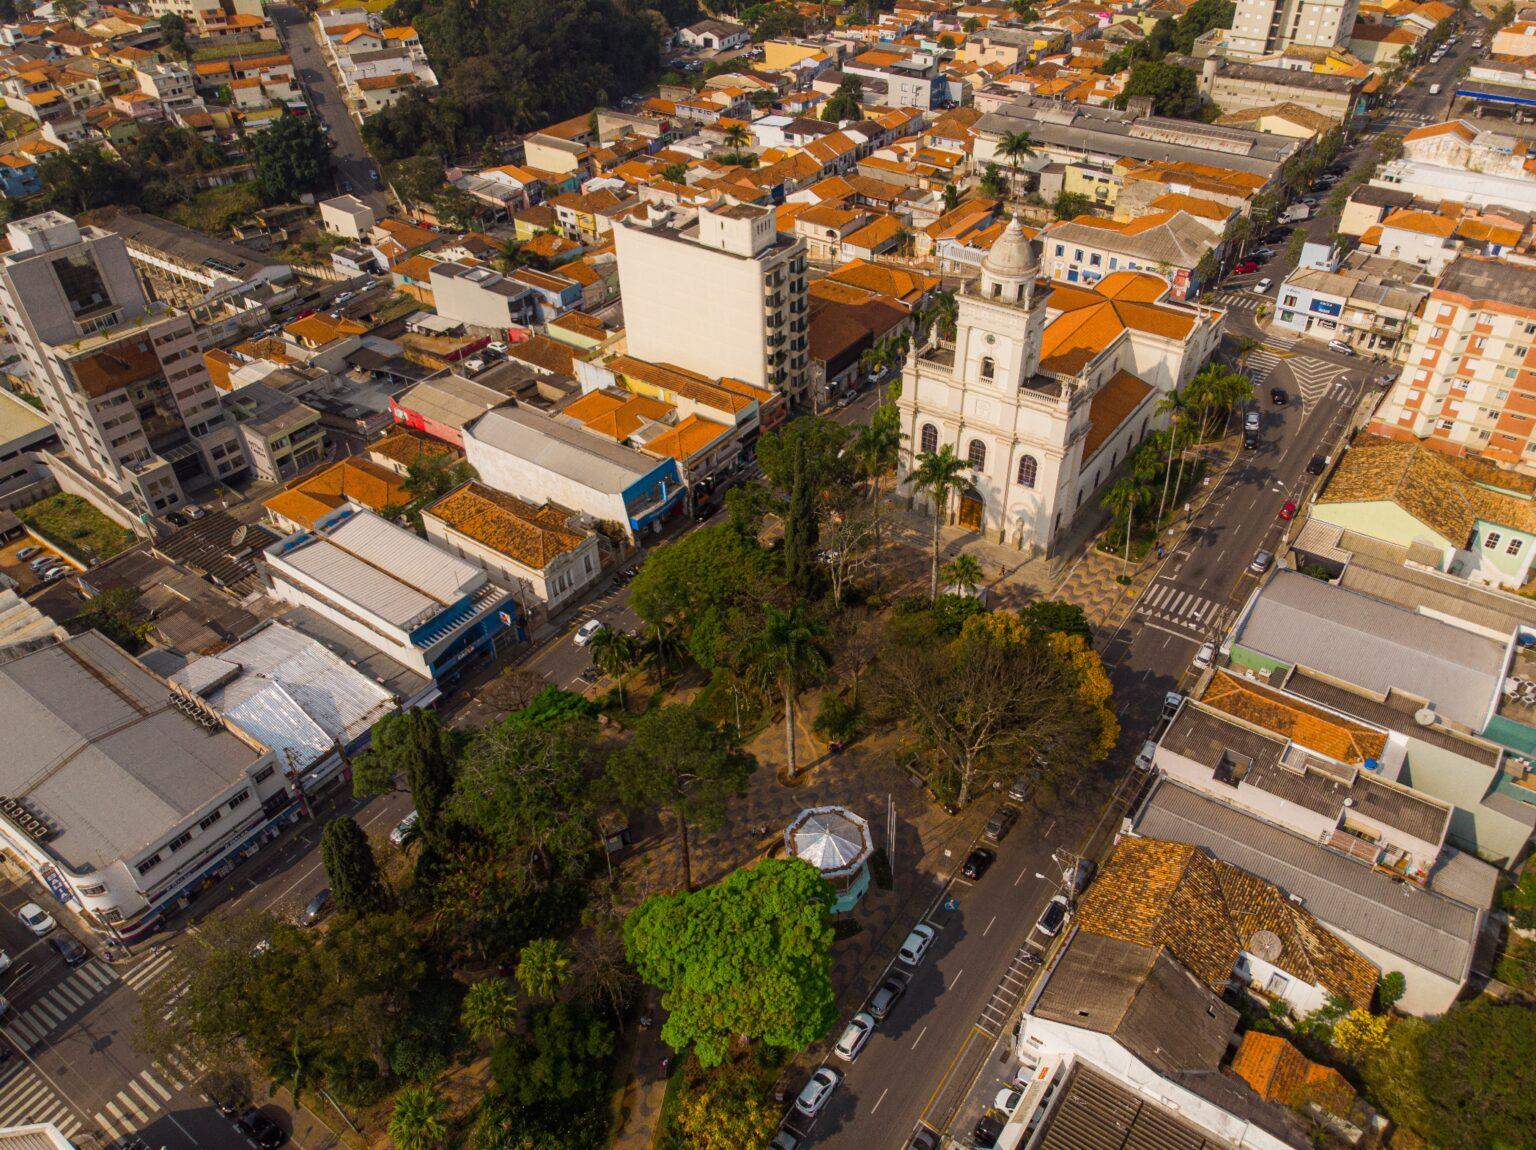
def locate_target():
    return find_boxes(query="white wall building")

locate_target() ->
[1228,0,1361,57]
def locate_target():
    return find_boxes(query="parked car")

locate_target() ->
[794,1067,841,1117]
[1194,642,1215,670]
[1270,387,1287,406]
[1134,740,1157,771]
[1244,410,1261,433]
[15,546,38,562]
[1162,692,1184,722]
[961,847,996,881]
[0,950,12,976]
[298,888,331,927]
[868,976,905,1020]
[573,618,605,646]
[906,1130,940,1150]
[201,1071,250,1117]
[235,1108,289,1149]
[1307,454,1329,476]
[1033,894,1070,938]
[488,340,508,353]
[17,903,55,936]
[984,805,1018,842]
[995,1086,1024,1113]
[1253,247,1276,259]
[1278,499,1297,521]
[972,1108,1007,1149]
[389,810,419,847]
[1327,339,1356,356]
[834,1011,876,1061]
[1233,260,1259,275]
[49,934,87,967]
[898,923,936,966]
[1252,278,1272,294]
[1065,857,1097,897]
[1249,548,1274,575]
[165,511,190,527]
[185,504,206,520]
[1007,777,1031,803]
[769,1132,801,1150]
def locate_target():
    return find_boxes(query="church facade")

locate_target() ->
[897,215,1225,555]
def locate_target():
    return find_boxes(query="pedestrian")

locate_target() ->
[660,1056,671,1072]
[640,1014,653,1030]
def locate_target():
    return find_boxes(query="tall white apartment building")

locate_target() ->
[1228,0,1361,57]
[612,201,812,405]
[1369,256,1536,473]
[0,212,246,513]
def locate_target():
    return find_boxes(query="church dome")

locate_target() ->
[981,213,1038,281]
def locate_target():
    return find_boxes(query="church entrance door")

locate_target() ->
[958,492,984,532]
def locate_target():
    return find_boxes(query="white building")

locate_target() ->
[1371,120,1536,213]
[463,406,686,540]
[613,201,812,404]
[319,193,377,240]
[428,262,537,332]
[263,506,517,683]
[1227,0,1361,57]
[0,631,288,943]
[897,216,1222,554]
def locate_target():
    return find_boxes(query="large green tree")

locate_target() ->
[353,709,460,848]
[460,976,519,1045]
[515,937,573,1001]
[746,606,827,781]
[624,858,837,1066]
[756,415,855,498]
[490,1002,615,1108]
[822,75,861,122]
[389,1085,449,1150]
[252,116,330,204]
[605,703,755,890]
[1120,61,1203,119]
[319,816,385,914]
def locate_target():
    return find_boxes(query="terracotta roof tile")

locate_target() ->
[1201,670,1389,764]
[262,458,408,529]
[425,481,587,569]
[1082,369,1152,461]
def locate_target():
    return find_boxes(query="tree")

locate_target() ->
[783,436,819,598]
[1154,387,1190,524]
[624,858,837,1066]
[389,1085,449,1150]
[854,403,903,595]
[942,182,960,213]
[746,606,828,782]
[1170,0,1234,52]
[252,116,329,204]
[813,691,861,747]
[587,626,640,708]
[873,615,1108,806]
[514,936,573,1001]
[923,289,957,343]
[353,709,460,848]
[391,154,448,207]
[1378,971,1406,1011]
[997,129,1036,193]
[818,491,877,609]
[460,976,519,1045]
[319,817,385,914]
[941,553,984,596]
[70,586,150,651]
[661,161,689,183]
[432,184,477,230]
[674,1062,779,1150]
[1101,478,1146,580]
[1120,61,1203,119]
[907,444,969,599]
[722,122,750,149]
[822,75,861,122]
[402,452,477,510]
[980,162,1007,198]
[158,12,190,57]
[1017,600,1092,643]
[605,703,755,889]
[490,1002,614,1107]
[757,415,854,498]
[1052,190,1094,220]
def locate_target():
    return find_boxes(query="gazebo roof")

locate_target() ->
[786,805,873,879]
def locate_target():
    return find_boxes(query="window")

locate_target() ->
[980,356,994,380]
[967,439,987,471]
[1054,244,1064,257]
[583,554,593,575]
[199,809,222,831]
[1485,531,1502,550]
[136,853,162,876]
[78,883,106,897]
[228,789,250,811]
[920,423,938,453]
[1509,538,1524,556]
[167,831,191,852]
[1017,454,1038,488]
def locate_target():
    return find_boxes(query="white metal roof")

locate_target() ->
[787,805,872,878]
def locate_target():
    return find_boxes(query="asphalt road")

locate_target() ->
[270,2,389,212]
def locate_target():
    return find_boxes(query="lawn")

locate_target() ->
[167,182,262,236]
[17,494,135,564]
[191,40,287,62]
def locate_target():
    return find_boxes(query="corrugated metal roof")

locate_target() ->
[1234,570,1504,729]
[1135,781,1483,983]
[327,511,481,607]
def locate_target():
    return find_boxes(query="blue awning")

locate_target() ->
[1456,85,1536,108]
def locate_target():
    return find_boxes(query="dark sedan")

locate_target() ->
[961,847,996,881]
[1270,387,1287,406]
[235,1109,289,1149]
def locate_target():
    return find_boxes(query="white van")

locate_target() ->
[1429,83,1442,95]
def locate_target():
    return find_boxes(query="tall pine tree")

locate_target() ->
[783,437,818,598]
[320,816,385,913]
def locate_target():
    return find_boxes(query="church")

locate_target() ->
[897,215,1225,555]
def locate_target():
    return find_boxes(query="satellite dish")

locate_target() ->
[1413,707,1437,727]
[231,525,248,547]
[1247,929,1283,964]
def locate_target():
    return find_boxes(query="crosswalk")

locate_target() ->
[2,960,118,1051]
[1136,581,1236,638]
[0,1063,84,1140]
[1289,355,1355,411]
[93,1052,203,1144]
[1212,289,1264,312]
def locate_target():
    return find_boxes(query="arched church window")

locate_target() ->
[1017,455,1038,488]
[920,423,938,454]
[980,356,995,380]
[967,439,987,472]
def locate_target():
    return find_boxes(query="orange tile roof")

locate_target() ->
[425,481,587,569]
[1381,208,1457,238]
[370,426,459,469]
[285,313,367,346]
[1403,119,1476,144]
[1230,1032,1357,1117]
[1082,369,1152,461]
[605,354,754,415]
[263,457,408,529]
[644,412,731,461]
[564,388,674,439]
[822,259,938,305]
[1040,273,1195,374]
[1200,670,1389,764]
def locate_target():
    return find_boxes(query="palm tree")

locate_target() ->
[588,627,639,708]
[644,619,683,685]
[859,340,893,386]
[907,444,970,599]
[389,1085,448,1150]
[855,409,903,594]
[997,130,1037,196]
[1101,478,1146,580]
[923,290,958,344]
[747,606,829,780]
[1154,388,1188,525]
[515,937,572,1001]
[460,976,519,1045]
[941,553,985,596]
[723,122,750,150]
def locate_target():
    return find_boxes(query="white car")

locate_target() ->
[833,1012,875,1062]
[1193,642,1215,670]
[487,340,508,354]
[0,950,12,975]
[18,903,55,936]
[898,922,936,966]
[794,1067,841,1117]
[389,810,419,847]
[1252,278,1272,294]
[573,618,605,647]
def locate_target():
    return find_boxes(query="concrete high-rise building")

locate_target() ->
[1369,256,1536,473]
[1227,0,1361,57]
[612,201,812,404]
[0,212,246,512]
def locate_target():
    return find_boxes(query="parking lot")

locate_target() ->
[0,537,74,595]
